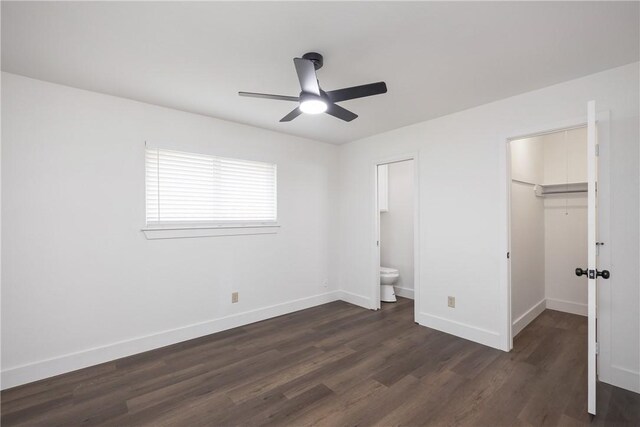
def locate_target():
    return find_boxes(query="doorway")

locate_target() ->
[507,111,610,415]
[374,157,418,319]
[505,103,610,416]
[509,127,588,339]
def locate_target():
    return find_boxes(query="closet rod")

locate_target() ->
[542,190,587,195]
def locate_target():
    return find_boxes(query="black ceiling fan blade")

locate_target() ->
[327,82,387,103]
[293,58,320,96]
[325,103,358,122]
[239,92,299,102]
[280,107,303,122]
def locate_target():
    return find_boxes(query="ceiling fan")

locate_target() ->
[239,52,387,122]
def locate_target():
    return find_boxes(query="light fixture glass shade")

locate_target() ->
[299,99,327,114]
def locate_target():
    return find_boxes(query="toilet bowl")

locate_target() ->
[380,267,400,302]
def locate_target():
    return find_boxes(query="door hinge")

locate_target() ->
[596,144,600,157]
[376,240,379,247]
[595,342,599,355]
[507,252,510,259]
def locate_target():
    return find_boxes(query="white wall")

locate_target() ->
[337,62,639,392]
[380,160,414,298]
[544,195,588,314]
[1,73,340,388]
[543,128,588,315]
[510,138,545,334]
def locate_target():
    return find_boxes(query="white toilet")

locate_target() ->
[380,267,400,302]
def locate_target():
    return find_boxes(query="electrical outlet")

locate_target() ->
[448,296,455,308]
[232,292,239,303]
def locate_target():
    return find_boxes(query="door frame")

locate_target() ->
[500,111,610,352]
[372,153,420,320]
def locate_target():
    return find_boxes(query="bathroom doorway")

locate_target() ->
[374,157,418,318]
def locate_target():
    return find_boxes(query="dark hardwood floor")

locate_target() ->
[2,297,639,426]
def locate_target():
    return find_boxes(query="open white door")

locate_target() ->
[582,100,610,415]
[575,101,605,415]
[587,100,597,415]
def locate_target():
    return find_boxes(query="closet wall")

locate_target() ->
[511,127,587,335]
[510,138,545,333]
[543,128,588,315]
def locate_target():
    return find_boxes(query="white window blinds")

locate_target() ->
[145,147,277,226]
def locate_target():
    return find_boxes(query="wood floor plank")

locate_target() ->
[2,298,638,426]
[286,378,388,426]
[327,374,422,426]
[250,383,334,427]
[373,368,467,427]
[225,346,355,404]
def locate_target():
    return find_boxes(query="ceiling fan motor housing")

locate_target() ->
[302,52,323,70]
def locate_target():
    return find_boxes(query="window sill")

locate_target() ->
[141,224,280,240]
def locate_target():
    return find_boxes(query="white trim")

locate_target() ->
[593,111,613,393]
[1,291,339,390]
[512,299,546,337]
[546,298,587,316]
[412,155,421,322]
[605,365,640,394]
[338,290,371,309]
[501,139,512,351]
[417,312,502,350]
[377,164,389,212]
[586,100,597,415]
[394,286,414,300]
[142,225,280,240]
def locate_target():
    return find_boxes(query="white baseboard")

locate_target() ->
[604,365,640,394]
[1,291,340,390]
[338,290,371,309]
[512,299,546,337]
[545,298,587,316]
[417,312,502,350]
[394,286,414,300]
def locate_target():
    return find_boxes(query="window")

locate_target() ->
[145,147,277,227]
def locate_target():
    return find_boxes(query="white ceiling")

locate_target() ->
[2,2,638,144]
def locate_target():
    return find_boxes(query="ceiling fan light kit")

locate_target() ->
[299,95,327,114]
[239,52,387,122]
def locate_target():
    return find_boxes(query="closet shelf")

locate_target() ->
[535,181,587,196]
